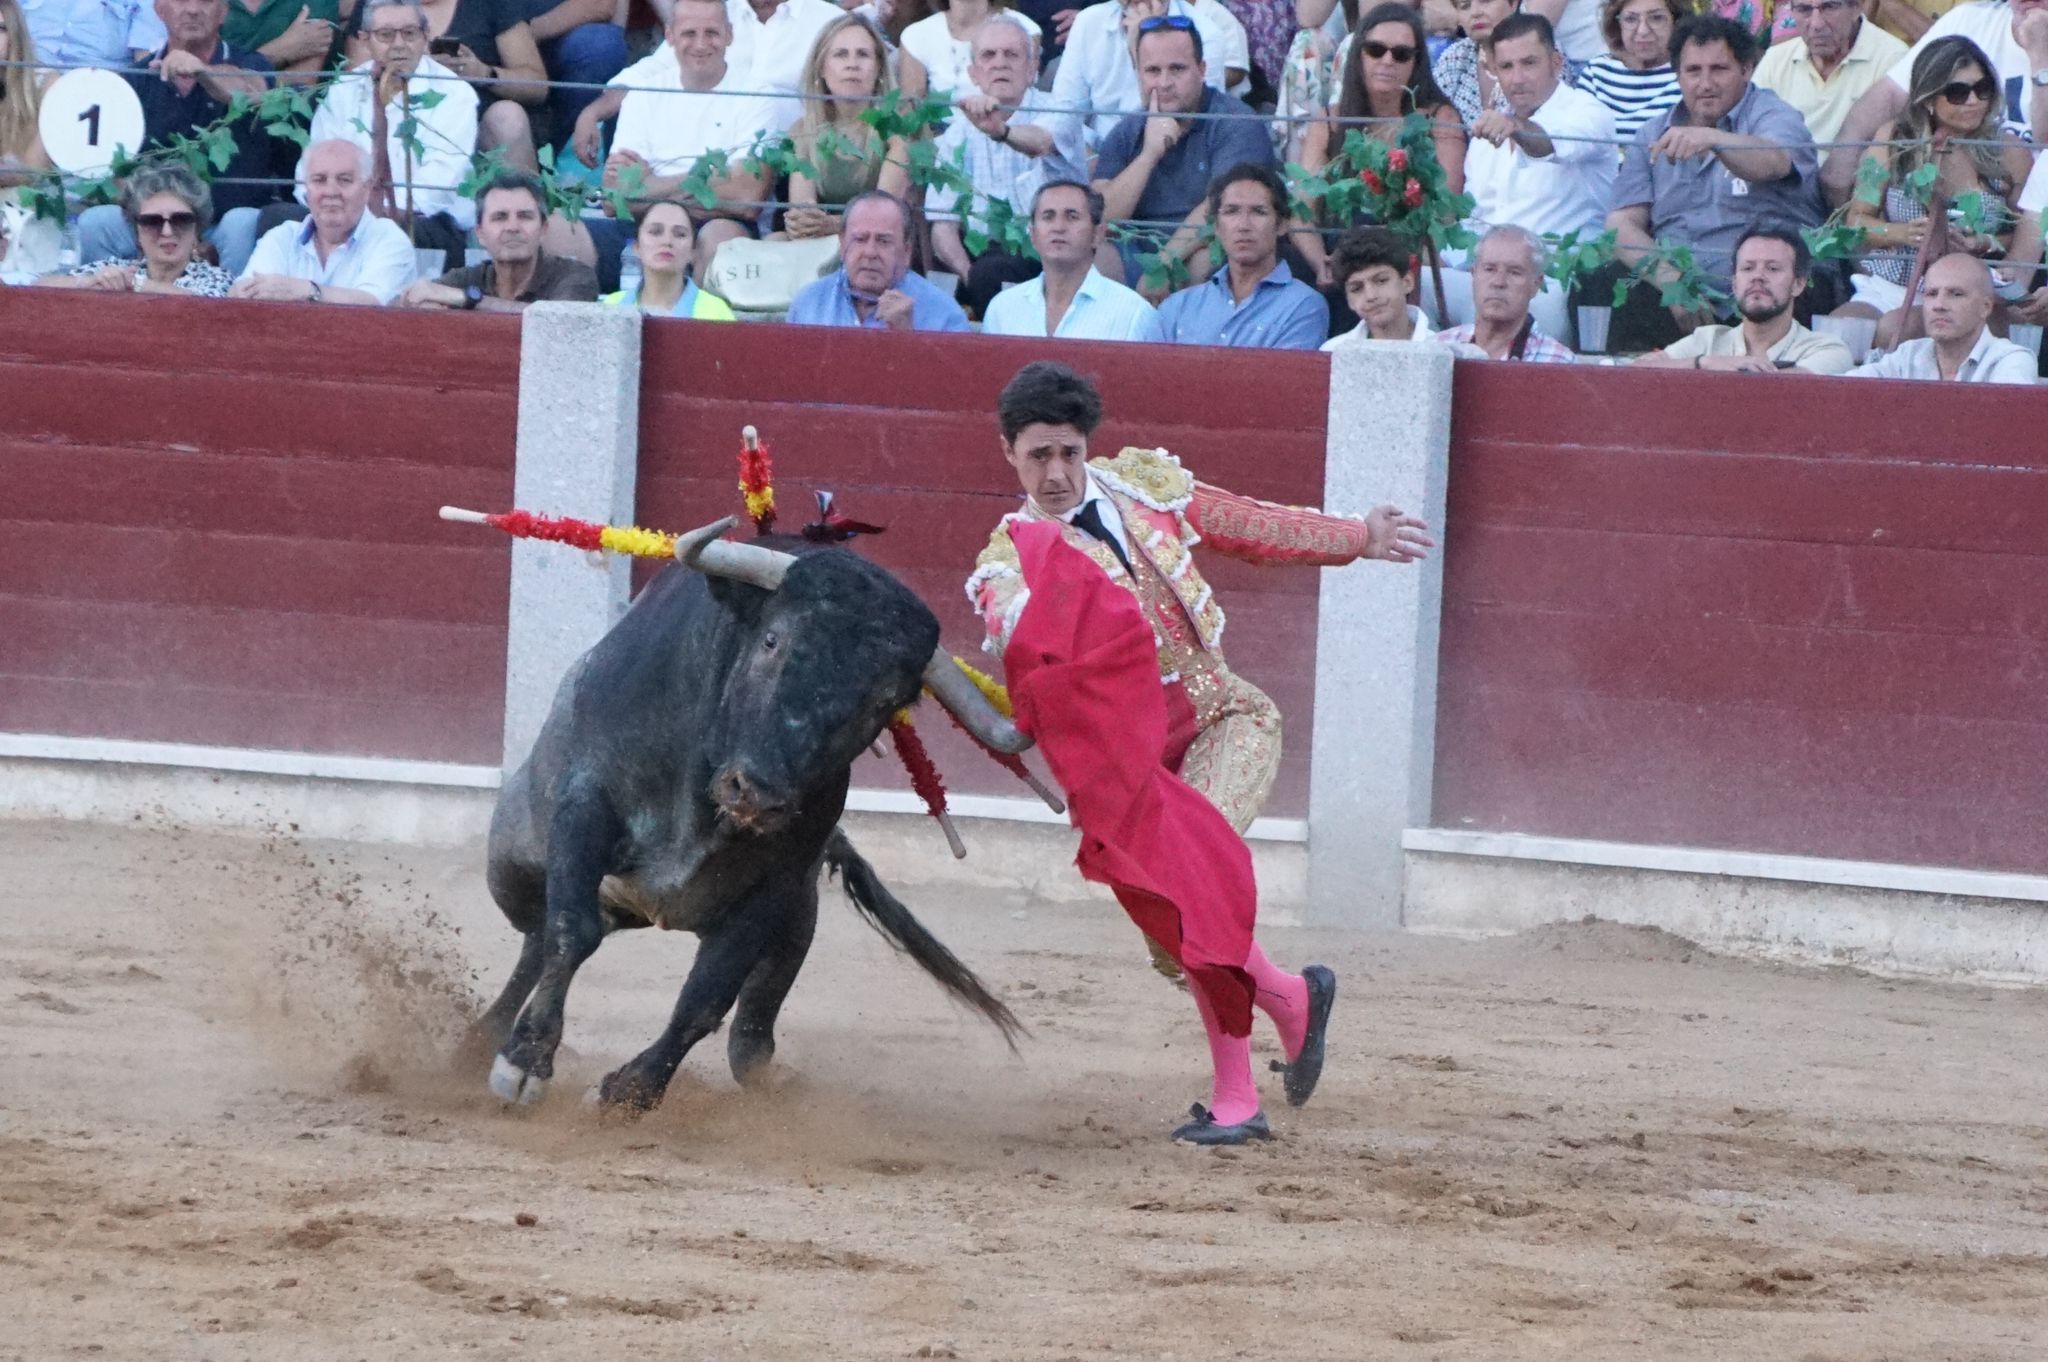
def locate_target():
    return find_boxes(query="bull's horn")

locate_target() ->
[924,652,1032,755]
[673,516,794,591]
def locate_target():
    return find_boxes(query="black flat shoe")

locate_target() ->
[1171,1103,1272,1146]
[1270,964,1335,1108]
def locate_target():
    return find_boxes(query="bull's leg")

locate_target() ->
[595,886,790,1113]
[490,781,621,1105]
[727,888,818,1088]
[459,857,548,1071]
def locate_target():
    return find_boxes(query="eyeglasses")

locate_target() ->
[136,211,198,233]
[1783,0,1852,16]
[1936,77,1997,104]
[1618,11,1672,26]
[367,24,426,42]
[1136,14,1196,33]
[1360,39,1418,62]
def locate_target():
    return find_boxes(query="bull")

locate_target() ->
[469,517,1028,1112]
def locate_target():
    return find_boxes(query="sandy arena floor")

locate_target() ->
[4,818,2047,1361]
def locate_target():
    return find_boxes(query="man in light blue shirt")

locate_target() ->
[787,191,969,332]
[982,180,1162,342]
[231,139,415,305]
[23,0,165,68]
[1156,163,1327,350]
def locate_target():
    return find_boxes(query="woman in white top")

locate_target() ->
[897,0,1041,98]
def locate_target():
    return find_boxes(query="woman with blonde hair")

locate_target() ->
[779,13,911,241]
[0,0,60,278]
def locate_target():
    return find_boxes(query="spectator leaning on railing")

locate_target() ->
[1465,12,1615,240]
[1155,161,1327,347]
[1634,224,1854,371]
[1434,223,1579,359]
[234,137,416,303]
[398,168,597,308]
[1848,249,2039,379]
[979,178,1165,339]
[37,160,235,293]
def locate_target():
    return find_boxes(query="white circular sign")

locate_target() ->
[38,68,147,177]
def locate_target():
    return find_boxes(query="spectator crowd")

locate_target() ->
[4,0,2047,382]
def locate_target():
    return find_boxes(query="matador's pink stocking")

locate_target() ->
[1189,973,1262,1126]
[1244,942,1309,1059]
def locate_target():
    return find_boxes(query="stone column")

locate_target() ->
[1307,341,1454,926]
[502,303,643,770]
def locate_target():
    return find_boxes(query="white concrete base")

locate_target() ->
[1406,847,2048,985]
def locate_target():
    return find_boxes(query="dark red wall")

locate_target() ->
[1435,362,2048,874]
[635,323,1331,816]
[0,292,517,763]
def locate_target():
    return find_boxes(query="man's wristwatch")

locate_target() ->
[2032,68,2048,88]
[307,281,323,303]
[463,283,485,310]
[994,123,1010,144]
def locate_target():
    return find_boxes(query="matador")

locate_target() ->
[966,362,1432,1145]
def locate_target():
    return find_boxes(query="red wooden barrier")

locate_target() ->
[635,323,1332,816]
[1435,362,2048,874]
[0,292,518,763]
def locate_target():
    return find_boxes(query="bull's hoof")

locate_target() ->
[488,1054,549,1106]
[593,1067,666,1116]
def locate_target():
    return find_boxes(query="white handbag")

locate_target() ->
[704,236,842,312]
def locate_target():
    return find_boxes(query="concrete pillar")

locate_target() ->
[502,303,643,770]
[1307,341,1454,926]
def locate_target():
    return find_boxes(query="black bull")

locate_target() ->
[468,522,1028,1112]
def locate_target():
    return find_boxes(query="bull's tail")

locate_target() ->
[823,829,1025,1053]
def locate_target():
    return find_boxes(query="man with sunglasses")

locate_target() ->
[1092,11,1273,288]
[1052,0,1247,148]
[1754,0,1906,141]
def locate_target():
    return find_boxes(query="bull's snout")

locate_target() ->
[711,765,792,834]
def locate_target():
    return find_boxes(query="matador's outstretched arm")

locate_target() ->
[1188,483,1432,567]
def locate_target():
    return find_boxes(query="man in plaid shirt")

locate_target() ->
[1436,226,1580,362]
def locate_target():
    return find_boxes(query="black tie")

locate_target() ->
[1072,499,1133,574]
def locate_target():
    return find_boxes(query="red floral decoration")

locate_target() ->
[888,714,948,822]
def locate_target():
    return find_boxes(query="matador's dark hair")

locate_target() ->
[998,361,1104,442]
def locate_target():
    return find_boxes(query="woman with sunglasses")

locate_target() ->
[1294,2,1465,281]
[1578,0,1683,139]
[1833,36,2032,342]
[38,163,234,296]
[1433,0,1520,123]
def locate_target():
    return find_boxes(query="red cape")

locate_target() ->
[1001,521,1258,1035]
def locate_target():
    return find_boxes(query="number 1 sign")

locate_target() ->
[38,69,147,177]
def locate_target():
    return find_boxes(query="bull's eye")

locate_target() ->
[761,631,778,653]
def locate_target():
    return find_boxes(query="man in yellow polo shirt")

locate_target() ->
[1755,0,1909,141]
[1631,227,1856,374]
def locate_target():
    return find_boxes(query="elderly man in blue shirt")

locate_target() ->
[23,0,165,67]
[1156,163,1327,349]
[787,191,970,333]
[982,180,1163,341]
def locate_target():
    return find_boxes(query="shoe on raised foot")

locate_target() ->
[1171,1102,1273,1146]
[1268,964,1335,1108]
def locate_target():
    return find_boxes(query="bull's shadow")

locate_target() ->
[466,520,1030,1114]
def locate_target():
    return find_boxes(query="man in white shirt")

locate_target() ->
[981,180,1164,340]
[1051,0,1248,146]
[724,0,840,105]
[1850,252,2038,382]
[1822,0,2048,204]
[232,140,416,305]
[1464,13,1616,240]
[302,0,480,252]
[1753,0,1907,141]
[590,0,787,283]
[929,14,1087,314]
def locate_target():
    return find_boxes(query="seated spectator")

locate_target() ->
[1596,14,1819,353]
[1434,223,1578,359]
[1433,0,1517,123]
[1579,0,1684,139]
[1055,0,1249,148]
[726,0,842,104]
[980,178,1164,338]
[37,162,234,294]
[233,138,416,303]
[518,0,627,144]
[586,0,783,287]
[1296,3,1466,285]
[398,169,598,308]
[927,13,1085,315]
[1832,36,2032,346]
[220,0,338,81]
[300,0,481,261]
[1634,225,1853,371]
[599,198,736,316]
[75,0,271,278]
[1824,0,2048,206]
[23,0,165,67]
[898,0,1042,97]
[1093,14,1274,286]
[0,0,62,279]
[342,0,550,172]
[1156,162,1327,347]
[1849,250,2038,381]
[1466,12,1615,240]
[786,189,971,330]
[1320,225,1432,348]
[1753,0,1906,142]
[778,14,910,239]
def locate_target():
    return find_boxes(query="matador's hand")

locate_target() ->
[1364,504,1433,563]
